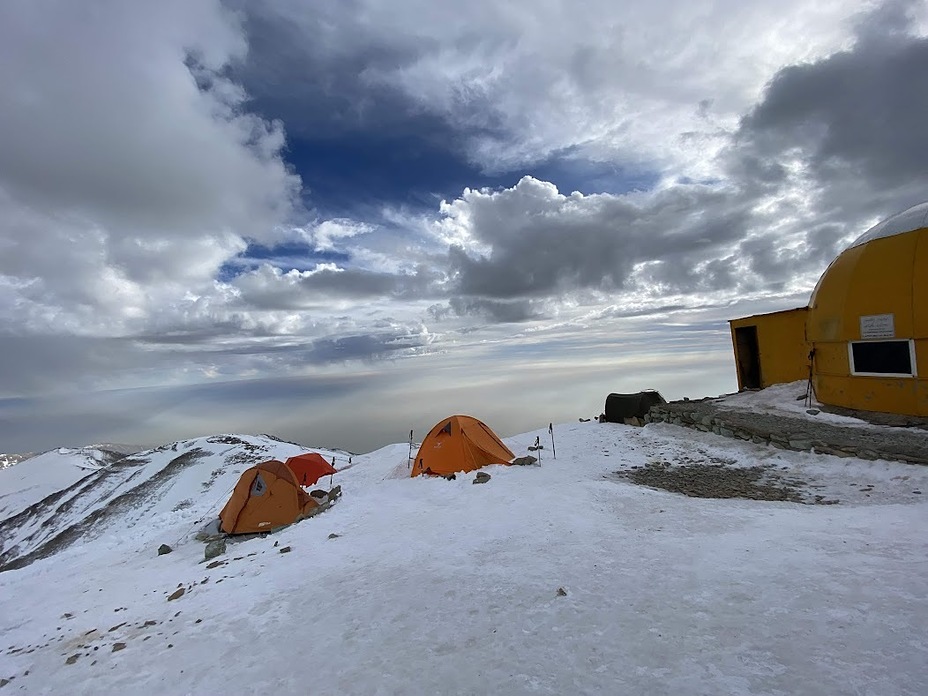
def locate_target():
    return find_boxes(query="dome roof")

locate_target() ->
[808,205,927,343]
[849,201,928,249]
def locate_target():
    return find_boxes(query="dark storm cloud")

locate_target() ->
[736,0,928,197]
[739,222,848,284]
[720,0,928,285]
[439,297,542,323]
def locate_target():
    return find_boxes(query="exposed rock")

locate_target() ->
[556,587,568,597]
[205,560,225,569]
[157,544,172,556]
[65,654,80,665]
[279,546,292,554]
[510,456,538,466]
[327,533,340,539]
[194,519,224,543]
[111,643,126,652]
[473,472,491,484]
[167,588,185,602]
[204,539,226,561]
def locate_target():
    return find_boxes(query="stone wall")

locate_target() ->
[644,402,928,466]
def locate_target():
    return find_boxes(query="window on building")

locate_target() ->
[848,340,916,376]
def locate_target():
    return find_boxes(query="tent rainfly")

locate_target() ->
[286,453,337,487]
[411,415,515,478]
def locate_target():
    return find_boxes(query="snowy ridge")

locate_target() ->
[0,446,129,521]
[1,415,927,694]
[0,435,344,573]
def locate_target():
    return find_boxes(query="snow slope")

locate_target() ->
[1,421,927,695]
[0,436,345,572]
[0,447,124,521]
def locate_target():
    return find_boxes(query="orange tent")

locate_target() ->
[219,460,320,534]
[286,453,337,487]
[411,415,515,478]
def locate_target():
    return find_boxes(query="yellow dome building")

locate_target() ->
[807,202,928,416]
[730,202,928,417]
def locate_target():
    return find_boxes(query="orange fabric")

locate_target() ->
[411,415,515,478]
[286,453,337,487]
[219,460,320,534]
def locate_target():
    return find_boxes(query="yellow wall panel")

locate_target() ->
[729,308,809,389]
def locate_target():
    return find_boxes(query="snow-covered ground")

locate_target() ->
[1,412,927,694]
[714,380,885,427]
[0,447,122,520]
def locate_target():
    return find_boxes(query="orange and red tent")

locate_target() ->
[219,460,320,534]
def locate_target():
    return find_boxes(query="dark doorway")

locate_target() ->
[735,326,761,389]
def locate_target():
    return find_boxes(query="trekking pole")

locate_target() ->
[407,430,414,468]
[805,348,816,408]
[548,423,556,459]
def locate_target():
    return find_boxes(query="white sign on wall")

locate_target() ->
[859,313,895,339]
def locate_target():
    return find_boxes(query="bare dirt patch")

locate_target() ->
[614,459,838,504]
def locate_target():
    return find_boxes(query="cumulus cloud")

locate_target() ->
[436,178,752,300]
[0,0,299,338]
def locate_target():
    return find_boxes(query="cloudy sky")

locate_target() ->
[1,0,926,454]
